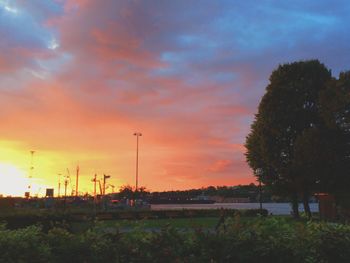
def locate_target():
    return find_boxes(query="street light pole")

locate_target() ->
[103,174,111,196]
[28,150,35,197]
[133,132,142,192]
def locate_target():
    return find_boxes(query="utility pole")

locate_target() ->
[66,168,73,196]
[75,165,79,197]
[64,178,68,198]
[133,132,142,191]
[92,174,97,201]
[64,175,69,209]
[58,173,62,198]
[91,174,98,214]
[28,150,35,197]
[103,174,111,196]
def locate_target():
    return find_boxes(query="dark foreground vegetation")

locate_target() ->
[0,208,267,230]
[0,216,349,263]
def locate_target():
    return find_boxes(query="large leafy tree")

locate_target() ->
[318,72,350,202]
[245,60,333,217]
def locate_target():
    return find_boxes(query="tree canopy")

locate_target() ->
[245,60,350,217]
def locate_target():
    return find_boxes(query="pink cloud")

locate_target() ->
[1,0,290,191]
[208,159,234,173]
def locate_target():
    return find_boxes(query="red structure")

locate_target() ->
[316,193,337,221]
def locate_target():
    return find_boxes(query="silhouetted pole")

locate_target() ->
[64,176,68,209]
[58,173,61,198]
[91,174,97,202]
[92,174,97,213]
[133,132,142,192]
[103,174,111,196]
[28,150,35,197]
[75,165,79,197]
[101,174,110,211]
[64,180,68,198]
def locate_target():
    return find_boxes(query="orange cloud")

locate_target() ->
[1,0,283,195]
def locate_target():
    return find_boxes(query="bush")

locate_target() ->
[1,217,350,262]
[0,224,50,263]
[307,222,350,262]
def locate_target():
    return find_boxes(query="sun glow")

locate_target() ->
[0,163,50,197]
[0,163,29,197]
[0,141,125,197]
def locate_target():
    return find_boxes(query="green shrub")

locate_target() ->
[307,222,350,263]
[1,217,350,262]
[0,225,50,263]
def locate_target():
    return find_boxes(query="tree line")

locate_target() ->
[245,60,350,218]
[116,184,283,202]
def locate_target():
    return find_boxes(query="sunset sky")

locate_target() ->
[1,0,350,196]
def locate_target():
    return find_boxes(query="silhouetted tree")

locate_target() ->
[135,186,150,199]
[318,72,350,204]
[246,60,332,218]
[118,185,134,199]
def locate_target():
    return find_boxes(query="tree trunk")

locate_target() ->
[291,194,300,219]
[302,194,312,219]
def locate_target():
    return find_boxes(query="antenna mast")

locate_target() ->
[28,150,35,197]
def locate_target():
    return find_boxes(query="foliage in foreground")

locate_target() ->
[0,217,350,263]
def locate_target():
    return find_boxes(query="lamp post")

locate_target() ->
[103,174,111,196]
[133,132,142,192]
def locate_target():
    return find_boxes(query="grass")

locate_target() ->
[70,215,300,233]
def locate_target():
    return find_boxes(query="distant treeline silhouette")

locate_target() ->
[116,184,283,202]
